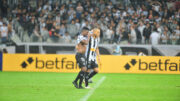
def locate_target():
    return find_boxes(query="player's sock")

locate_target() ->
[79,71,85,88]
[88,71,98,79]
[85,72,89,87]
[74,71,83,82]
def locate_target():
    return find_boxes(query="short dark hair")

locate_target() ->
[82,27,89,31]
[3,22,6,25]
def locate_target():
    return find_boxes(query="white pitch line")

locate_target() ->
[79,76,106,101]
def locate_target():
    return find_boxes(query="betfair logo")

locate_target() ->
[21,57,78,69]
[124,59,180,71]
[21,57,34,68]
[124,59,137,70]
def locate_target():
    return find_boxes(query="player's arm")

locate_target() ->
[75,44,79,50]
[96,47,100,57]
[87,30,93,41]
[76,39,85,49]
[96,47,101,64]
[76,38,88,50]
[80,39,88,45]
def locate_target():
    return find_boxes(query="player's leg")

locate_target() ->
[79,67,86,88]
[73,70,82,88]
[89,67,98,79]
[73,53,86,88]
[88,61,99,79]
[88,69,93,83]
[73,54,80,88]
[73,68,80,88]
[73,67,86,88]
[73,71,81,83]
[84,60,93,87]
[85,69,91,87]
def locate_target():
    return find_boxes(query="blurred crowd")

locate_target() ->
[0,0,179,45]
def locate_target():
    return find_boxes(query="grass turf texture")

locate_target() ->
[0,72,180,101]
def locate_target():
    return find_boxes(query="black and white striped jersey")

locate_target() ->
[76,34,88,44]
[85,36,100,62]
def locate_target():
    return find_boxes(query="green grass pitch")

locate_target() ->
[0,72,180,101]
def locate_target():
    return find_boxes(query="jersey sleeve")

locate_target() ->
[77,35,87,44]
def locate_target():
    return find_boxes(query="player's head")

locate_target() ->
[92,28,100,38]
[3,22,6,26]
[81,27,89,36]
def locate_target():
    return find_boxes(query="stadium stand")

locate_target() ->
[0,0,179,45]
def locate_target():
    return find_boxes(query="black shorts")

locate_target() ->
[75,53,86,68]
[87,60,98,69]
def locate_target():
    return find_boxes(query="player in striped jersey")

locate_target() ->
[84,28,101,88]
[72,27,89,89]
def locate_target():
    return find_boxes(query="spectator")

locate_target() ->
[63,32,71,43]
[175,26,180,44]
[160,29,169,44]
[68,7,75,23]
[151,1,162,12]
[105,26,114,43]
[68,7,76,16]
[55,13,61,25]
[0,23,8,43]
[46,18,53,31]
[59,24,66,36]
[27,16,36,36]
[31,26,42,42]
[130,25,137,44]
[162,26,171,38]
[169,31,178,45]
[53,25,61,38]
[76,2,83,19]
[60,4,66,16]
[175,26,180,38]
[156,24,162,35]
[100,22,107,42]
[99,0,105,12]
[0,17,3,26]
[75,19,81,34]
[138,21,145,44]
[135,24,142,44]
[143,23,151,44]
[7,22,15,38]
[39,19,46,33]
[150,28,160,45]
[81,19,91,31]
[41,26,49,42]
[1,0,8,17]
[171,20,178,31]
[119,28,129,44]
[116,20,126,36]
[43,2,52,11]
[0,0,179,45]
[67,20,78,38]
